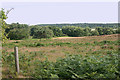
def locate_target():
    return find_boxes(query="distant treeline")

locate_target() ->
[37,23,118,28]
[6,23,120,40]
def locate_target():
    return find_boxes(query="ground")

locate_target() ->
[2,34,119,78]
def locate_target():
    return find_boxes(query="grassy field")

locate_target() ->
[2,34,119,78]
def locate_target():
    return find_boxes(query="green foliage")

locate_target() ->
[62,26,117,37]
[6,23,29,33]
[31,59,56,78]
[30,25,39,36]
[37,23,118,28]
[62,26,85,37]
[2,35,119,78]
[3,22,118,40]
[116,27,120,34]
[8,28,30,40]
[93,40,119,46]
[48,26,63,37]
[54,53,119,79]
[83,27,91,36]
[30,53,119,79]
[0,9,7,19]
[96,27,115,35]
[33,27,54,39]
[30,26,118,38]
[25,42,72,47]
[96,27,104,35]
[0,8,8,42]
[75,27,85,37]
[103,27,114,35]
[5,23,30,40]
[91,30,99,36]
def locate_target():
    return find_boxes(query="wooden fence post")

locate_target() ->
[14,46,19,74]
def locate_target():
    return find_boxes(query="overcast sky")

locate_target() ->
[2,2,118,25]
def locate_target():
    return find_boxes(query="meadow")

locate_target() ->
[2,34,119,79]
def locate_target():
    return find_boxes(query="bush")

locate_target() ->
[30,53,119,79]
[31,59,56,78]
[54,54,119,79]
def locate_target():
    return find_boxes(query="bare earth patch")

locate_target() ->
[53,36,85,39]
[53,34,119,40]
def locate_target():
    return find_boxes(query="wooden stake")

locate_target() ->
[14,47,19,74]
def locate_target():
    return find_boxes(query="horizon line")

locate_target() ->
[6,22,119,26]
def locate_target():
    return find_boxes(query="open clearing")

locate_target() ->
[2,34,119,78]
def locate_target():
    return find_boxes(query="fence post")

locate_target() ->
[14,46,19,74]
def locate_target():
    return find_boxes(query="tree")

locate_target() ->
[96,27,104,35]
[30,25,39,36]
[62,26,76,37]
[102,27,113,35]
[6,23,30,40]
[8,28,30,40]
[83,27,91,36]
[6,23,29,33]
[0,8,8,42]
[48,26,63,37]
[116,27,120,34]
[33,27,54,39]
[91,30,99,36]
[74,27,84,37]
[62,26,84,37]
[0,8,14,42]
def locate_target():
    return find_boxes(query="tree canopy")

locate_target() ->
[0,8,8,42]
[33,27,54,39]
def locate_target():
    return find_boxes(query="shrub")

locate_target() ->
[30,53,119,79]
[54,54,119,79]
[31,59,56,78]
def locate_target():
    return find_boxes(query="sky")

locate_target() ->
[1,1,118,25]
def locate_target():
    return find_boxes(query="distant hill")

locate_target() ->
[37,23,118,28]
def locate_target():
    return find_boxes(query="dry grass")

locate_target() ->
[2,34,119,78]
[3,34,119,61]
